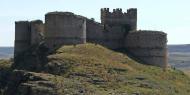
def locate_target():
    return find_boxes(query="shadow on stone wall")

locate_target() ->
[115,48,146,65]
[12,42,49,72]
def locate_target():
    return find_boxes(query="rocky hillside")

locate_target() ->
[0,44,190,95]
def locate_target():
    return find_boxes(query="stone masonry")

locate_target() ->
[14,21,31,57]
[45,12,86,49]
[125,30,167,68]
[14,8,168,68]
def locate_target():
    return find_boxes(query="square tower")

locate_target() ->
[101,8,137,31]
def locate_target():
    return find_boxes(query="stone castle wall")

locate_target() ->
[14,21,31,57]
[101,25,126,49]
[14,8,168,68]
[30,20,44,45]
[86,19,104,44]
[125,30,168,68]
[99,8,137,49]
[14,20,44,57]
[86,19,126,49]
[45,12,86,49]
[101,8,137,31]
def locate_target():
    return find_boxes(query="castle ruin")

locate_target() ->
[14,8,168,68]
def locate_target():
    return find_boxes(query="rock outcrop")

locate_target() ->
[4,70,58,95]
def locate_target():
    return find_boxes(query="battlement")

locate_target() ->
[101,8,137,23]
[127,8,137,18]
[101,8,137,30]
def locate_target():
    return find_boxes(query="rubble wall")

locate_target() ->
[125,30,168,68]
[45,12,86,49]
[86,20,126,49]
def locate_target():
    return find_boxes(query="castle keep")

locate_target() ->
[14,8,168,68]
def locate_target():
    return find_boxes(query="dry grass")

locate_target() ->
[45,43,190,95]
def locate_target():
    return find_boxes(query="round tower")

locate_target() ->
[125,30,168,68]
[44,12,86,50]
[14,21,31,57]
[30,20,44,45]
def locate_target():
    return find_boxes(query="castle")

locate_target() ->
[14,8,168,68]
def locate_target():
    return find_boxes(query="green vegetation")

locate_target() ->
[44,43,190,95]
[0,59,12,94]
[0,59,11,70]
[1,43,190,95]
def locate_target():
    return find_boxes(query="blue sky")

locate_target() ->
[0,0,190,46]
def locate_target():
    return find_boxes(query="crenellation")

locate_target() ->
[101,8,137,31]
[126,8,137,19]
[14,8,168,68]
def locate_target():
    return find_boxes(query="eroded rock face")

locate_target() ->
[4,70,58,95]
[12,43,49,72]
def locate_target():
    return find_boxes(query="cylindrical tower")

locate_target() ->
[125,30,168,68]
[14,21,31,57]
[44,12,86,50]
[30,20,44,45]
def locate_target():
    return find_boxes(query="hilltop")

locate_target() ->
[0,44,190,95]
